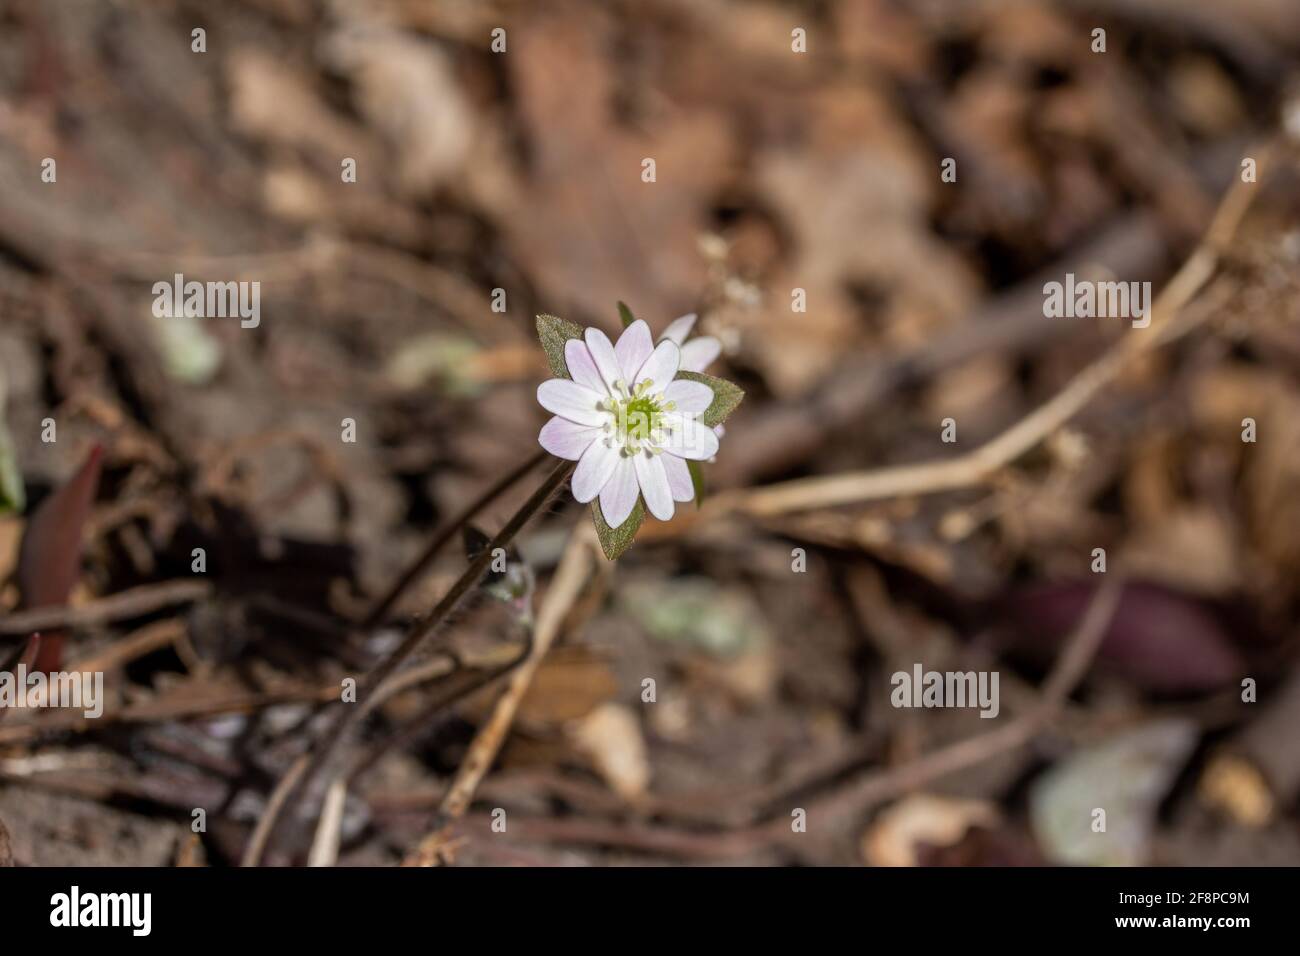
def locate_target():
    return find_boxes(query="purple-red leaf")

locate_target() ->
[14,444,103,672]
[1005,581,1243,694]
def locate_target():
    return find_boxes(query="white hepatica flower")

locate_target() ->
[659,313,721,372]
[537,319,718,527]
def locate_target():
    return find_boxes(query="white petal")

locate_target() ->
[664,379,713,415]
[634,451,674,521]
[584,327,624,391]
[538,416,599,460]
[537,379,608,427]
[571,439,620,503]
[564,339,608,395]
[679,336,722,372]
[661,452,695,502]
[634,340,680,392]
[659,313,697,345]
[599,457,640,528]
[660,413,719,460]
[614,319,654,384]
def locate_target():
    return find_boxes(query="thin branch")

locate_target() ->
[345,634,534,783]
[701,143,1271,520]
[0,682,340,745]
[243,458,575,866]
[437,581,1119,864]
[361,448,548,629]
[240,755,310,869]
[775,577,1124,835]
[0,580,211,637]
[306,777,348,868]
[402,521,601,866]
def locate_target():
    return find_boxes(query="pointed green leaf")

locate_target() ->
[592,498,644,560]
[673,370,743,427]
[0,418,23,514]
[536,314,586,379]
[687,459,706,507]
[0,369,24,514]
[617,301,637,329]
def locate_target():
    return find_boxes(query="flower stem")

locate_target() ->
[360,448,549,628]
[243,457,575,865]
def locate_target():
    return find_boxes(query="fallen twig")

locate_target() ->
[0,580,211,637]
[402,522,602,866]
[686,144,1271,521]
[762,577,1124,843]
[244,459,575,865]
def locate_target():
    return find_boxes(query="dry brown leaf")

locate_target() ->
[747,84,980,395]
[226,51,372,164]
[321,23,474,197]
[487,7,735,324]
[862,794,1000,867]
[1120,505,1243,596]
[566,702,650,801]
[515,647,619,725]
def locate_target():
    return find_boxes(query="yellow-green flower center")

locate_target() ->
[600,379,676,453]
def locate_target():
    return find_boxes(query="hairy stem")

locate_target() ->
[361,448,548,628]
[243,458,574,865]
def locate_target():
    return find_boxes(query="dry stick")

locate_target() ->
[345,636,534,783]
[260,449,546,791]
[428,581,1124,865]
[718,212,1166,484]
[0,580,211,637]
[241,754,310,871]
[243,459,575,866]
[486,579,1125,863]
[361,448,548,629]
[710,146,1270,519]
[402,522,600,867]
[67,618,186,673]
[306,777,349,868]
[0,682,341,745]
[326,640,537,863]
[775,577,1124,838]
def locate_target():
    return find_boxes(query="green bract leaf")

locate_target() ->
[592,498,644,560]
[0,419,23,514]
[0,369,24,514]
[536,313,585,379]
[687,459,706,507]
[673,370,743,427]
[617,301,637,329]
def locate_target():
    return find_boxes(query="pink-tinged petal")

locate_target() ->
[634,339,680,392]
[564,339,608,395]
[614,319,654,384]
[537,379,608,426]
[599,457,639,528]
[634,451,674,521]
[538,416,599,461]
[664,379,713,415]
[572,439,620,503]
[659,313,697,345]
[709,424,724,463]
[679,336,721,372]
[660,413,719,460]
[584,327,624,391]
[661,452,695,503]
